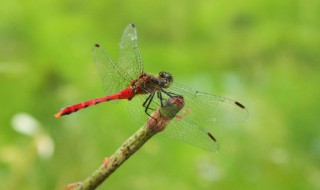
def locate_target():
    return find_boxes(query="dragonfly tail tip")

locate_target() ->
[54,112,62,118]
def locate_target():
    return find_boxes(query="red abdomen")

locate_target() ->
[55,87,134,117]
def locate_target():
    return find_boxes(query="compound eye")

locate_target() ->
[159,72,165,77]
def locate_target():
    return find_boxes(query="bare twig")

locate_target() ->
[66,95,184,190]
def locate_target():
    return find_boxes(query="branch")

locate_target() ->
[66,95,184,190]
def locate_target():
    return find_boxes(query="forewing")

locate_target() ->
[160,83,247,151]
[169,82,248,127]
[93,44,129,95]
[118,24,144,81]
[128,92,220,151]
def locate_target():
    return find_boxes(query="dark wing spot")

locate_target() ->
[131,23,135,28]
[235,101,245,109]
[95,44,100,47]
[207,132,217,142]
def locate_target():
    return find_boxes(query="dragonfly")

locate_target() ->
[55,24,248,151]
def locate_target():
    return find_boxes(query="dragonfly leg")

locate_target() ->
[157,91,165,107]
[143,94,156,111]
[143,92,153,107]
[143,92,157,119]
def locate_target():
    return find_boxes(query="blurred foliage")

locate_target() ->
[1,0,320,189]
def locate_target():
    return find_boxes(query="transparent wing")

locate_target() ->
[168,82,248,127]
[162,118,219,151]
[93,44,129,95]
[128,82,248,151]
[118,23,144,81]
[128,88,158,126]
[127,89,220,152]
[93,24,144,95]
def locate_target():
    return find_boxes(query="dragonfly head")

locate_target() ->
[159,71,173,88]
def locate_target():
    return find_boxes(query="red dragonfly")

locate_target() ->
[55,24,248,151]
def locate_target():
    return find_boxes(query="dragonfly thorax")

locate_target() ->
[131,72,173,95]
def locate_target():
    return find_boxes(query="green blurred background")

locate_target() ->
[1,0,320,189]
